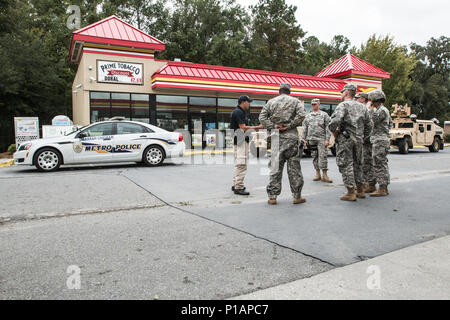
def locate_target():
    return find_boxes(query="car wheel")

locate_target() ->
[428,137,440,153]
[34,148,62,172]
[143,145,165,166]
[398,138,409,154]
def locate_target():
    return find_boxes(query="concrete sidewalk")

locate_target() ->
[232,235,450,300]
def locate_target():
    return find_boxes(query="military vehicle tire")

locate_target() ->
[428,137,440,153]
[398,138,409,154]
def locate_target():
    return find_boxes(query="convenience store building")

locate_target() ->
[70,16,390,147]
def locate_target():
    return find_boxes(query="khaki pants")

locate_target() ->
[233,142,249,190]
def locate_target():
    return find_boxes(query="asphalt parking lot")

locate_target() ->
[0,148,449,299]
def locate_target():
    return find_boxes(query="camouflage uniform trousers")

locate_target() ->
[267,137,304,199]
[335,136,364,188]
[363,141,376,185]
[372,139,390,186]
[308,140,328,170]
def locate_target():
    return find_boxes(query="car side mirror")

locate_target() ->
[78,132,87,139]
[419,126,424,133]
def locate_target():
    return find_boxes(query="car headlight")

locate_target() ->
[19,143,32,151]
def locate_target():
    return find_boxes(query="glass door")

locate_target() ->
[189,97,217,149]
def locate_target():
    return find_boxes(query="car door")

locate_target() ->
[113,122,153,161]
[72,122,115,163]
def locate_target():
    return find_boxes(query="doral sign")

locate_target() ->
[97,60,143,85]
[52,115,72,126]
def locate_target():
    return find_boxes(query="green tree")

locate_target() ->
[104,0,169,40]
[0,0,110,151]
[248,0,305,73]
[160,0,250,67]
[407,36,450,122]
[299,35,351,75]
[353,35,417,109]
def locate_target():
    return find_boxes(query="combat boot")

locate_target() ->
[293,197,306,204]
[340,187,357,201]
[356,185,366,199]
[268,198,277,205]
[370,185,388,197]
[313,169,321,181]
[365,184,377,193]
[321,170,333,183]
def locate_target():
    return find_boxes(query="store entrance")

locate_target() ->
[189,112,217,149]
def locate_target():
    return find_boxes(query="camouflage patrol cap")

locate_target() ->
[340,84,357,93]
[279,83,291,90]
[355,92,368,100]
[311,98,320,105]
[368,90,386,102]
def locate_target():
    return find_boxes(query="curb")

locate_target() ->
[0,159,13,167]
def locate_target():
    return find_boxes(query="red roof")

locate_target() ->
[152,61,346,99]
[316,54,390,79]
[69,16,165,61]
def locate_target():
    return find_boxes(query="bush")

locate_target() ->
[7,144,16,154]
[445,134,450,143]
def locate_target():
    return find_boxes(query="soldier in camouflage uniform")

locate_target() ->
[259,83,307,205]
[301,98,333,183]
[368,90,393,197]
[328,84,373,201]
[356,92,377,193]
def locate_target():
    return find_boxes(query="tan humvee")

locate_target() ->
[389,104,445,154]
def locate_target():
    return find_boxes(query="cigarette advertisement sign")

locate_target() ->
[97,60,143,85]
[14,117,39,146]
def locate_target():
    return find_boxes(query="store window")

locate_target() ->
[111,93,131,119]
[217,98,236,131]
[217,98,237,148]
[250,100,266,125]
[320,104,332,115]
[304,102,313,113]
[189,96,217,131]
[331,104,338,115]
[131,94,150,124]
[156,95,188,131]
[90,92,110,122]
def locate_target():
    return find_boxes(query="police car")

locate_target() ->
[13,118,186,172]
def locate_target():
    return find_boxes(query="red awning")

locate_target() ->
[316,54,390,79]
[69,16,165,62]
[152,61,346,100]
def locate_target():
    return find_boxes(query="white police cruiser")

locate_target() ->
[14,117,186,172]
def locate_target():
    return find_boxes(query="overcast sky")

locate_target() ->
[237,0,449,48]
